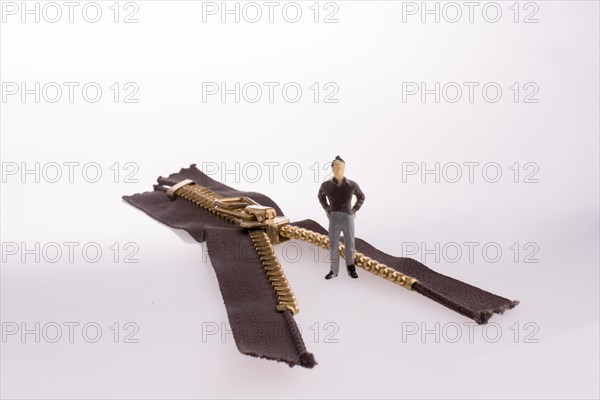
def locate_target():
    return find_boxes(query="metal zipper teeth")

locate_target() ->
[172,182,300,315]
[279,225,418,290]
[175,184,237,224]
[173,182,414,301]
[248,230,299,315]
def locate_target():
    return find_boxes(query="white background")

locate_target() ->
[1,1,599,398]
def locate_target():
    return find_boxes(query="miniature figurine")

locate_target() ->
[318,155,365,279]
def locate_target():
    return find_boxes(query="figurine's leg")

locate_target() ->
[328,212,341,276]
[341,213,355,265]
[340,213,358,278]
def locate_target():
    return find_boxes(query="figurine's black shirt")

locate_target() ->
[318,177,365,214]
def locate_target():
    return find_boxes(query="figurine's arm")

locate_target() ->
[317,184,331,214]
[351,182,365,214]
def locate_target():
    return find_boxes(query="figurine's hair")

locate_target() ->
[331,155,345,167]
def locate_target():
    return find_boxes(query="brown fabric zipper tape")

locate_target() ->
[204,226,316,368]
[123,164,315,368]
[123,164,519,367]
[289,219,519,324]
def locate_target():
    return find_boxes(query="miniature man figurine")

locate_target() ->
[318,155,365,279]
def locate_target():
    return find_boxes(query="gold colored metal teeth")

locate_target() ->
[279,224,418,290]
[175,185,237,223]
[248,229,300,315]
[170,182,418,294]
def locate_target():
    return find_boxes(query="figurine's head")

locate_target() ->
[331,155,345,182]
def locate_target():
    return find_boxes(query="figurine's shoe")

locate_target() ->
[347,264,358,279]
[325,271,338,280]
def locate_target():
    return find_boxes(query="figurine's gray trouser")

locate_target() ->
[327,211,355,275]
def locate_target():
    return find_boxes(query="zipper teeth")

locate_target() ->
[176,184,238,224]
[173,182,416,291]
[173,182,300,315]
[279,224,418,290]
[248,229,299,315]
